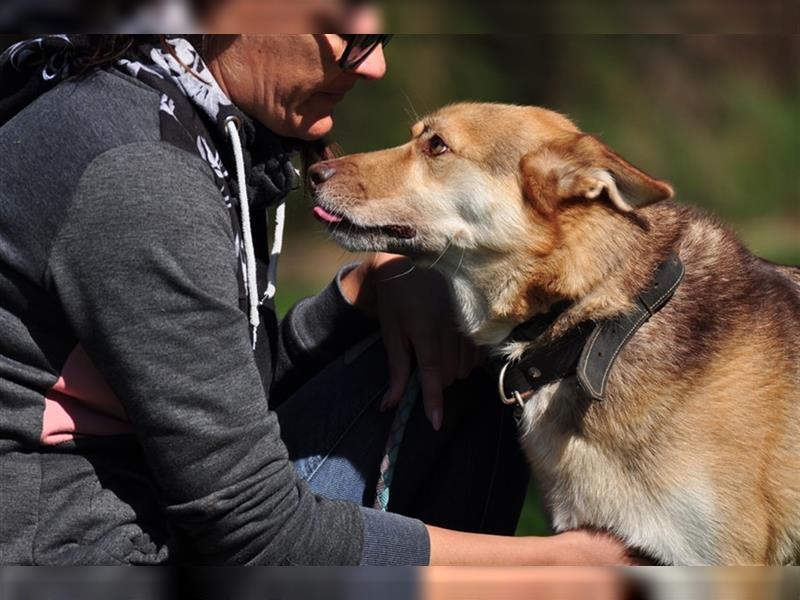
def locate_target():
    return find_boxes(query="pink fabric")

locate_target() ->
[41,344,131,445]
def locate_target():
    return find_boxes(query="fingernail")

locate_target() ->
[431,408,442,431]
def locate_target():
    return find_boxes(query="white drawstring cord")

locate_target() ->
[262,200,285,305]
[225,117,260,349]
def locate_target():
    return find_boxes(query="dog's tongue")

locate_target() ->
[313,205,343,224]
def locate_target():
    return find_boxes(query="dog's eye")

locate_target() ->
[426,134,449,156]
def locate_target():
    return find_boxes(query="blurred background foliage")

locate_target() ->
[277,33,798,536]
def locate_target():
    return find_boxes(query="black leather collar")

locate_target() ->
[495,253,685,407]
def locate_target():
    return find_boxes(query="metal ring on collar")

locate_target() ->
[497,361,525,409]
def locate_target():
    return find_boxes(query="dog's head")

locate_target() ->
[310,102,674,342]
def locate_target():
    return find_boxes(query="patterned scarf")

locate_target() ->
[0,35,300,346]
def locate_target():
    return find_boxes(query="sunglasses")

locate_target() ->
[338,34,392,71]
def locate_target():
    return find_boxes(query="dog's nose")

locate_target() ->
[308,163,336,189]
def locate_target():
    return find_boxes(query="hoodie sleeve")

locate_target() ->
[270,263,379,406]
[45,141,428,565]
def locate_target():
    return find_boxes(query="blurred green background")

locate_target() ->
[276,34,799,536]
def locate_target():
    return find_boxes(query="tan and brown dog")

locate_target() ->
[308,102,800,565]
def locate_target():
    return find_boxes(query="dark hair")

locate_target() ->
[71,34,217,75]
[72,34,151,74]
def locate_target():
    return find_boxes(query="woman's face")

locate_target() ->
[208,33,387,140]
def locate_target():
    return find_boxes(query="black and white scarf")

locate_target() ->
[0,35,299,348]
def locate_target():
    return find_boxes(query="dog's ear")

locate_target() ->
[521,134,673,213]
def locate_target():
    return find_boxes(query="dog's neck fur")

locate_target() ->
[433,203,678,354]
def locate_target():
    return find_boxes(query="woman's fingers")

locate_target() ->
[439,322,460,388]
[382,317,479,427]
[556,529,651,566]
[412,326,445,431]
[368,254,482,429]
[456,337,478,380]
[380,321,411,411]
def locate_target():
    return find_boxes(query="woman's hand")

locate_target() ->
[550,529,650,566]
[340,252,481,430]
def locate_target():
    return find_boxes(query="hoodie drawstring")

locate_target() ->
[225,116,286,350]
[264,200,285,303]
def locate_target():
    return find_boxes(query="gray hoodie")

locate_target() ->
[0,39,429,565]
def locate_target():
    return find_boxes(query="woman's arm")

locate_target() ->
[427,526,642,566]
[270,263,378,406]
[47,143,375,565]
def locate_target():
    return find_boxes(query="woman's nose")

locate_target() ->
[353,46,387,80]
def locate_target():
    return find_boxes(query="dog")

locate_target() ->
[308,102,800,565]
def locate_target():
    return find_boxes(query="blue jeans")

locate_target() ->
[275,335,529,534]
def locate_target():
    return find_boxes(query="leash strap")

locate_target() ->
[374,371,419,511]
[497,253,684,405]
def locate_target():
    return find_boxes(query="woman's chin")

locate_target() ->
[291,94,346,139]
[296,115,335,140]
[268,92,350,139]
[256,108,334,141]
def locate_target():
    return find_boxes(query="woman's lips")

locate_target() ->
[321,83,354,97]
[315,90,347,104]
[313,205,343,224]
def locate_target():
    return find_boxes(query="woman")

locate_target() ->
[0,33,635,565]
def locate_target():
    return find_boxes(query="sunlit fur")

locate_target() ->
[313,102,800,565]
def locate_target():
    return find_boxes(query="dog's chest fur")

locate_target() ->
[517,377,723,566]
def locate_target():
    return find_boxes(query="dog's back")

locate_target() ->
[769,261,800,289]
[522,201,800,565]
[651,204,799,564]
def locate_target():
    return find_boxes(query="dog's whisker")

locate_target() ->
[427,235,453,270]
[378,262,416,283]
[453,246,466,277]
[402,92,420,124]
